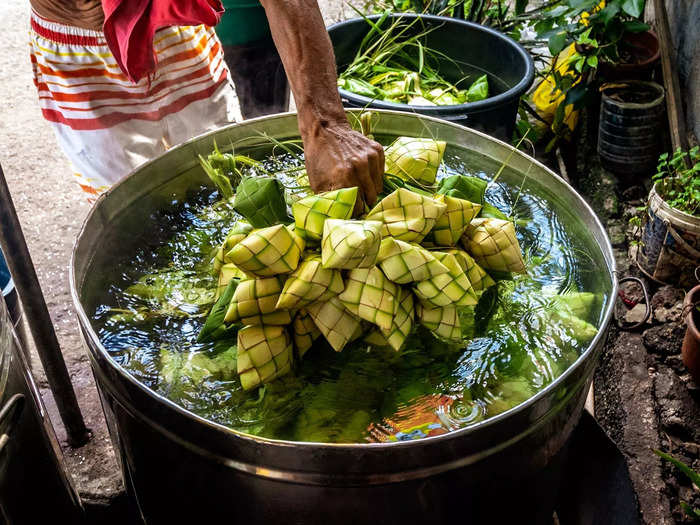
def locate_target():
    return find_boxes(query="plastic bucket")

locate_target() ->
[217,0,271,46]
[328,14,535,140]
[637,184,700,287]
[597,81,665,177]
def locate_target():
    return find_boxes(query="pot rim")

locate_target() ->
[329,13,535,112]
[684,285,700,336]
[70,109,617,451]
[649,183,700,229]
[601,80,665,109]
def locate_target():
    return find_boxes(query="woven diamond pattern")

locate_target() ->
[213,221,253,274]
[321,219,382,269]
[416,302,461,342]
[306,296,362,352]
[339,267,399,330]
[224,276,291,325]
[293,187,357,242]
[366,188,447,243]
[292,309,321,358]
[422,195,481,247]
[461,218,527,274]
[384,137,446,185]
[228,224,304,277]
[377,238,449,284]
[444,249,496,294]
[276,254,345,310]
[237,325,293,390]
[414,252,477,307]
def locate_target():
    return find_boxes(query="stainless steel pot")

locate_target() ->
[71,110,617,524]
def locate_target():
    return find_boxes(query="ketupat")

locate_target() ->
[276,254,345,310]
[422,194,482,247]
[237,325,293,390]
[233,176,290,228]
[321,219,382,269]
[292,309,321,358]
[415,302,462,342]
[224,276,292,326]
[339,267,399,331]
[384,137,446,185]
[306,296,362,352]
[443,249,496,295]
[462,218,527,274]
[366,288,415,351]
[227,224,304,277]
[414,252,478,307]
[212,221,253,275]
[293,187,358,242]
[215,262,246,299]
[377,238,449,284]
[365,188,447,243]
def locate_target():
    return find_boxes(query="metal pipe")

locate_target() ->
[0,162,88,447]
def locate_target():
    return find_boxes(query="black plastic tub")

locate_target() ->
[328,14,535,140]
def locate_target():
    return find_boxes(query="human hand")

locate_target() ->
[302,120,384,214]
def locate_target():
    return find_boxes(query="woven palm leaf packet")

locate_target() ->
[193,133,550,392]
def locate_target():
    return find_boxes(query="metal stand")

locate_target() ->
[0,162,88,447]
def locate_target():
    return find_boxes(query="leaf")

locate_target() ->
[587,55,599,68]
[623,20,650,33]
[474,285,499,335]
[465,74,489,102]
[680,502,700,520]
[515,0,528,15]
[548,31,570,56]
[563,83,588,108]
[598,2,621,25]
[198,279,239,343]
[621,0,646,18]
[654,450,700,489]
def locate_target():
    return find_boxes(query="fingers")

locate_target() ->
[367,141,385,195]
[354,155,377,208]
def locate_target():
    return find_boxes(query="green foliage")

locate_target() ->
[652,147,700,217]
[338,13,490,106]
[654,449,700,520]
[531,0,648,145]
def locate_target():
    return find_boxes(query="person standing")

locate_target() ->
[28,0,384,208]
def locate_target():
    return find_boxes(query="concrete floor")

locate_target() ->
[0,0,359,504]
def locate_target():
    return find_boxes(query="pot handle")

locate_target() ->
[666,221,700,261]
[615,276,651,331]
[0,394,25,457]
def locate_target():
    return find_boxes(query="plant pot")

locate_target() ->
[682,285,700,384]
[599,30,660,81]
[597,81,665,177]
[637,184,700,287]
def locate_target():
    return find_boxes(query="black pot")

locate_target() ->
[597,81,665,177]
[328,14,535,141]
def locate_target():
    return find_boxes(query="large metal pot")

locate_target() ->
[71,111,616,524]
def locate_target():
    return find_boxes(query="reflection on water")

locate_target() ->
[91,143,610,444]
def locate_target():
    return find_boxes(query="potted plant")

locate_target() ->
[636,147,700,287]
[526,0,655,148]
[683,285,700,384]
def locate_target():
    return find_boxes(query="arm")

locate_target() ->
[258,0,385,209]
